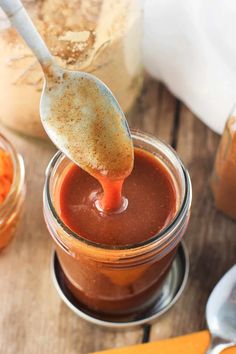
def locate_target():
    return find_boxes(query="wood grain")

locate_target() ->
[150,104,236,340]
[127,77,176,143]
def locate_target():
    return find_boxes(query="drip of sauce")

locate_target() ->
[96,178,125,211]
[42,69,133,211]
[59,148,177,246]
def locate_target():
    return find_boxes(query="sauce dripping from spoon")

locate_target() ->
[41,67,134,212]
[0,1,134,212]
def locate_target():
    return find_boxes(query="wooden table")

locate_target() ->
[0,77,236,354]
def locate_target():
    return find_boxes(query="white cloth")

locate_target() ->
[143,0,236,134]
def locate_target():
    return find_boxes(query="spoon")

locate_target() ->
[206,265,236,354]
[0,0,134,184]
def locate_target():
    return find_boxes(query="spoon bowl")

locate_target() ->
[40,64,133,180]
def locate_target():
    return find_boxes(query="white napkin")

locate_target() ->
[143,0,236,134]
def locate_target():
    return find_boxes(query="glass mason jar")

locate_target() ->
[0,1,143,138]
[0,134,25,250]
[43,131,192,316]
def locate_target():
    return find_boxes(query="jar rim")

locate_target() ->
[44,130,192,251]
[0,133,25,216]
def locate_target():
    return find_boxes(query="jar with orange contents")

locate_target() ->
[0,133,25,250]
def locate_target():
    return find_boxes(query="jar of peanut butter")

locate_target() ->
[0,0,143,138]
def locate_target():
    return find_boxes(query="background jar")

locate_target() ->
[0,0,143,138]
[43,131,192,316]
[0,134,25,250]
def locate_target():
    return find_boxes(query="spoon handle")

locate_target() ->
[206,336,235,354]
[0,0,53,66]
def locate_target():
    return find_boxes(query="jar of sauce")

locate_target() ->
[211,110,236,219]
[44,131,192,316]
[0,134,25,250]
[0,0,143,138]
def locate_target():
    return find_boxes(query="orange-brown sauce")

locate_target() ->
[59,148,177,246]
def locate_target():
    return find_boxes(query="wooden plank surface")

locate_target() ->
[150,103,236,340]
[0,77,235,354]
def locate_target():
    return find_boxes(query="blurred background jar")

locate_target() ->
[0,134,25,250]
[0,0,143,138]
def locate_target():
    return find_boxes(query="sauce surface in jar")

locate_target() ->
[59,147,177,246]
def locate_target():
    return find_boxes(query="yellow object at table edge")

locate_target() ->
[90,330,236,354]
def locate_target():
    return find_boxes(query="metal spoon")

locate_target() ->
[0,0,133,181]
[206,265,236,354]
